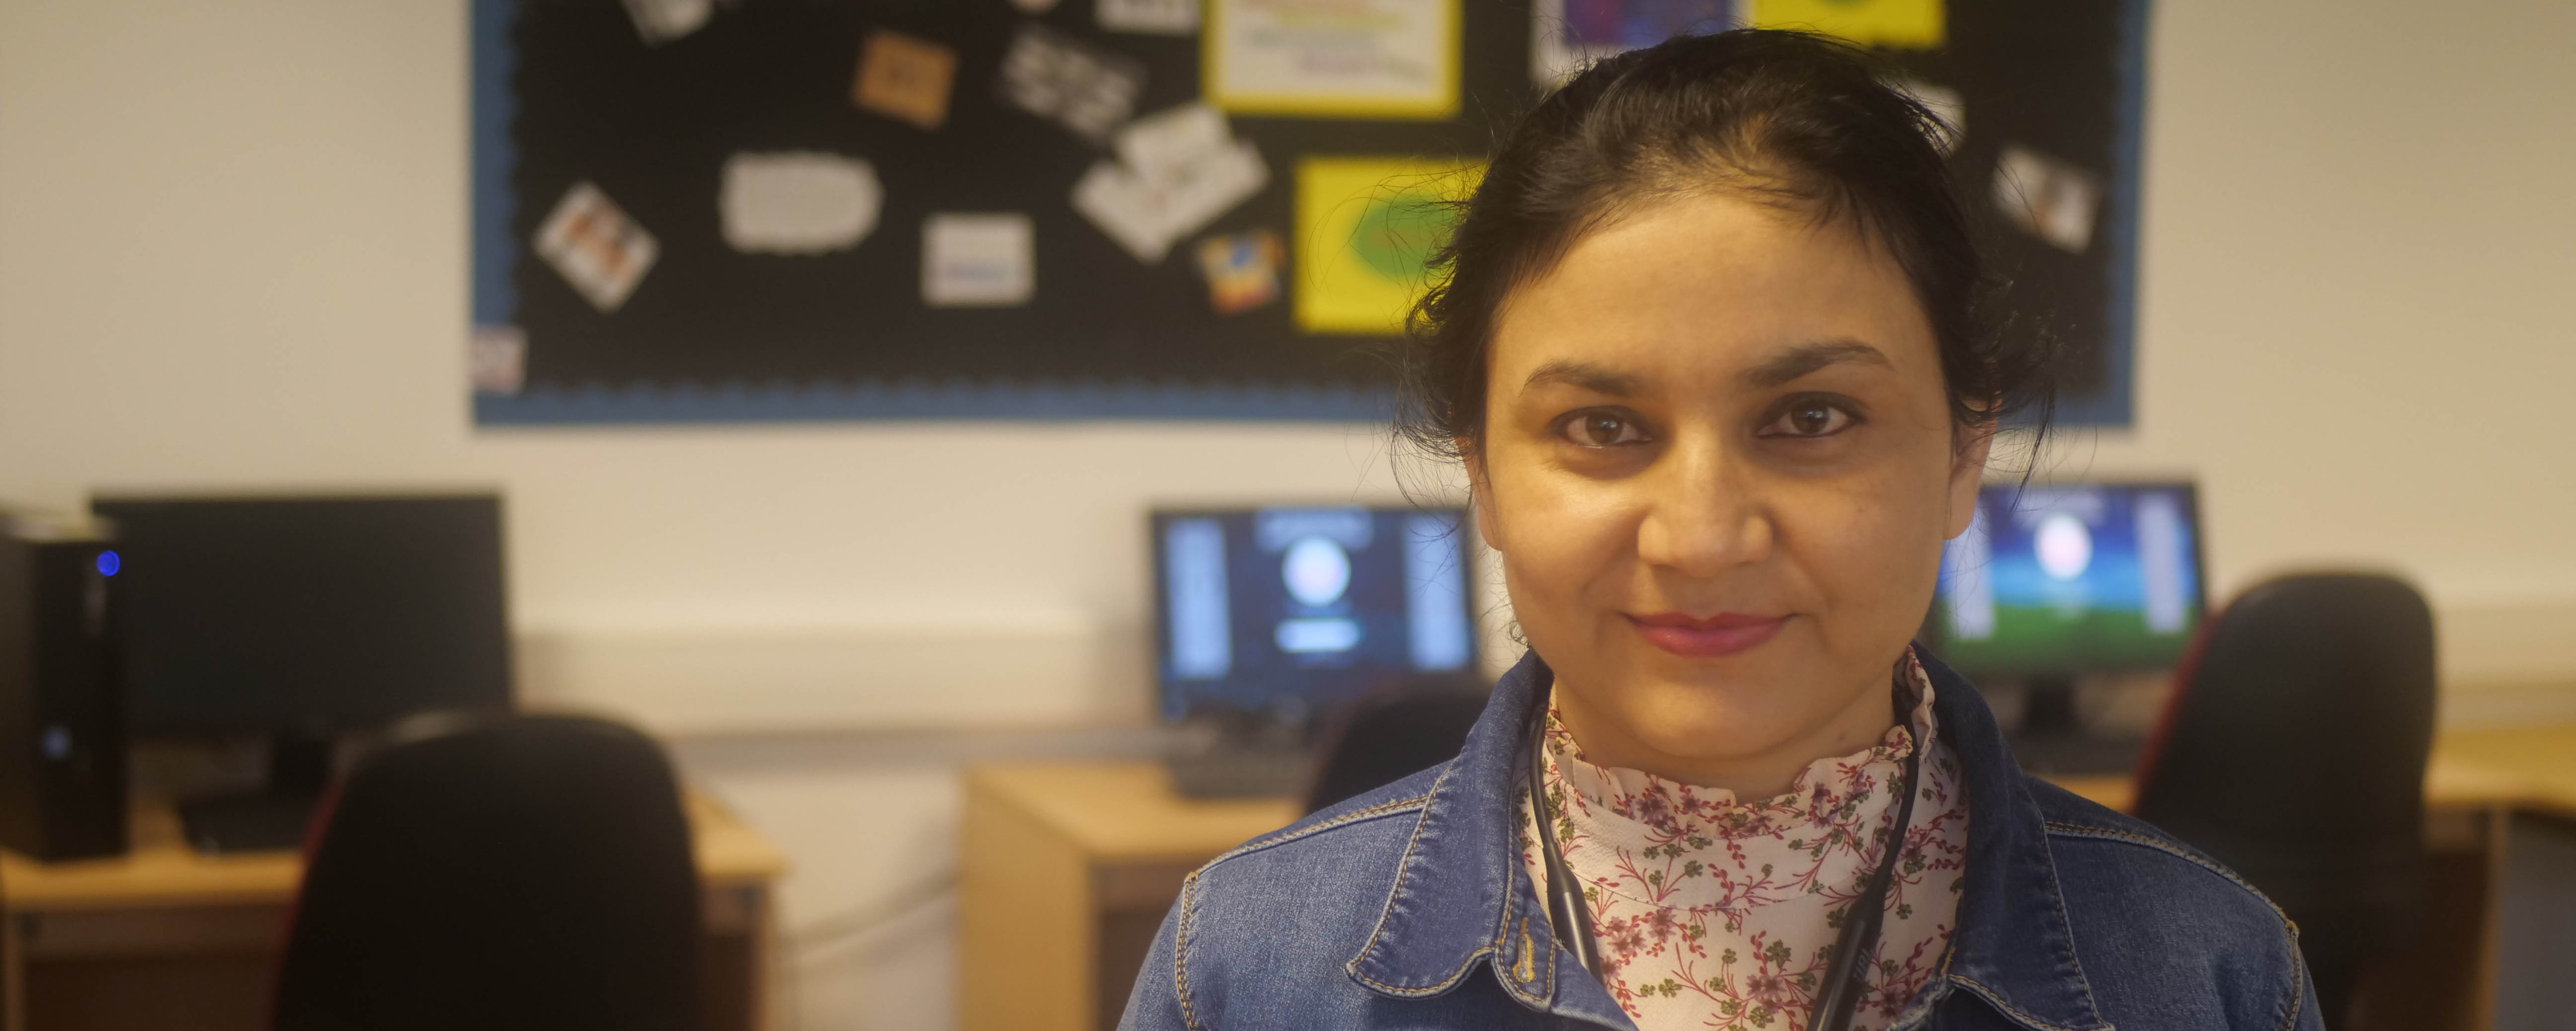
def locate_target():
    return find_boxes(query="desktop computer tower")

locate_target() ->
[0,514,128,860]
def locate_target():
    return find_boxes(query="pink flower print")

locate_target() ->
[1632,787,1677,832]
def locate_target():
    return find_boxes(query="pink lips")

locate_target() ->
[1626,611,1787,658]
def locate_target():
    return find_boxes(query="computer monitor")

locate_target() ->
[1151,506,1479,724]
[91,494,513,735]
[1929,481,2206,676]
[1927,481,2203,772]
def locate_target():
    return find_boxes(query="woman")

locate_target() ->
[1121,29,2317,1031]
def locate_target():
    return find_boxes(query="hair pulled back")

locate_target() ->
[1397,29,2059,460]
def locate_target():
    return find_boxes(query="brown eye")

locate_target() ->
[1760,397,1858,438]
[1559,410,1649,447]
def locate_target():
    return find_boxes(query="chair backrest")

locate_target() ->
[272,714,704,1031]
[2132,573,2436,925]
[1304,682,1491,814]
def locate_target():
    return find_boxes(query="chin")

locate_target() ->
[1619,657,1818,762]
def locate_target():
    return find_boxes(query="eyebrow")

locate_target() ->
[1518,340,1894,397]
[1742,339,1895,388]
[1521,360,1643,397]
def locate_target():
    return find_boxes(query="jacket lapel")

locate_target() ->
[1343,652,1633,1027]
[1923,652,2114,1031]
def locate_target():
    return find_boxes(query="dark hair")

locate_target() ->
[1397,29,2059,460]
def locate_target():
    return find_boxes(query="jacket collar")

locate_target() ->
[1343,651,1633,1026]
[1342,649,2110,1031]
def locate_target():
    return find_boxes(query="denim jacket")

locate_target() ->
[1119,651,2321,1031]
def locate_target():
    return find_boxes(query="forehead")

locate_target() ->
[1487,193,1939,392]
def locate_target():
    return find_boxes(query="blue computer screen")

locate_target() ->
[1932,483,2204,673]
[1152,506,1477,721]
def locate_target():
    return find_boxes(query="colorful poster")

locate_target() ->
[1205,0,1460,120]
[1747,0,1943,49]
[1532,0,1734,84]
[1196,229,1286,314]
[1294,158,1481,335]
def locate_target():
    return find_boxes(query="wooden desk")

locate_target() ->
[0,791,786,1031]
[2047,725,2576,820]
[962,724,2576,1031]
[960,764,1299,1031]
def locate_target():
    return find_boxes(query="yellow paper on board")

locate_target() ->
[1749,0,1945,49]
[1205,0,1461,120]
[1294,158,1482,336]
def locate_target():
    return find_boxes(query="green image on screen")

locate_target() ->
[1933,484,2202,674]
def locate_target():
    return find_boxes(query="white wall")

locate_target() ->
[2083,0,2576,710]
[3,1,2573,1028]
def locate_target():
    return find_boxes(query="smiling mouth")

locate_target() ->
[1625,611,1788,658]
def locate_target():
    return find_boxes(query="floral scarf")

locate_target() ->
[1518,651,1970,1031]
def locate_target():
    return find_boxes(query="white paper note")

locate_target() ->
[720,152,883,255]
[999,24,1147,142]
[1115,102,1233,184]
[535,181,659,312]
[468,325,526,396]
[1992,144,2102,254]
[922,213,1035,307]
[622,0,712,44]
[1100,0,1201,35]
[1892,77,1965,154]
[1073,140,1269,263]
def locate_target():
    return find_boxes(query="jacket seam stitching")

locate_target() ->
[1201,794,1430,869]
[1512,803,1560,1007]
[1348,759,1478,995]
[2277,922,2308,1031]
[1176,870,1208,1031]
[2040,821,2297,925]
[2030,824,2115,1030]
[1490,856,1557,1009]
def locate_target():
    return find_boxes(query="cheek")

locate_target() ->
[1787,453,1954,641]
[1489,456,1641,618]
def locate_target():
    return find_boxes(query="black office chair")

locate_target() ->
[2131,573,2436,1031]
[1304,681,1491,814]
[272,714,705,1031]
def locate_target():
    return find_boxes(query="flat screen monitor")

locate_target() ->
[1929,482,2205,675]
[1151,506,1478,722]
[90,494,512,733]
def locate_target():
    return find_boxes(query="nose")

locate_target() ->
[1634,432,1772,578]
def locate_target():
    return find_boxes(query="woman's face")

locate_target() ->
[1468,192,1987,795]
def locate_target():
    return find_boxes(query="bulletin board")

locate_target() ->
[470,0,2147,426]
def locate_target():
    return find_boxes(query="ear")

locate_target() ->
[1945,421,1995,539]
[1461,437,1505,553]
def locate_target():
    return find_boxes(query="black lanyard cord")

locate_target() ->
[1528,689,1923,1031]
[1811,739,1923,1031]
[1526,706,1602,978]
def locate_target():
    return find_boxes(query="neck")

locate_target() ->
[1549,671,1901,801]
